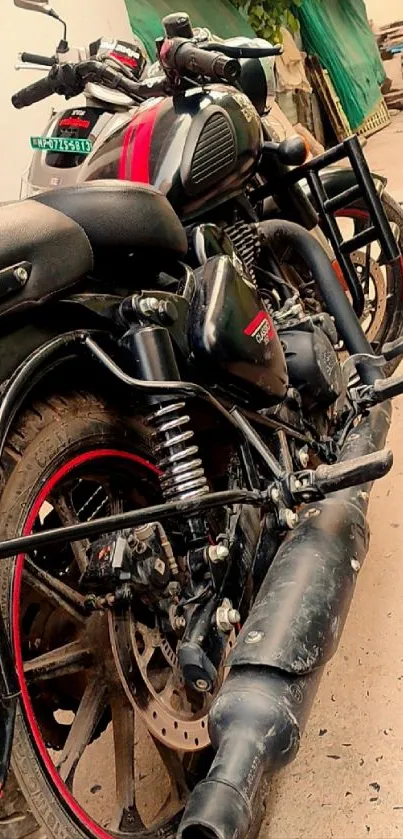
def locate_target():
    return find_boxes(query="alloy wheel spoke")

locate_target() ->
[151,736,189,806]
[23,639,93,683]
[110,694,144,831]
[50,493,89,574]
[23,557,88,625]
[56,678,108,788]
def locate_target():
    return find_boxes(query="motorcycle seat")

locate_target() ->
[32,180,188,258]
[0,199,93,320]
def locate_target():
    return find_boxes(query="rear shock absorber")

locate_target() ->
[119,323,209,506]
[151,401,209,501]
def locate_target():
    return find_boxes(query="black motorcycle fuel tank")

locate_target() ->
[85,86,263,220]
[189,255,288,404]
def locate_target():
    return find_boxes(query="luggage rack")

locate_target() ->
[256,134,401,316]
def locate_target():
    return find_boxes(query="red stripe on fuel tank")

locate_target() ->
[129,100,163,183]
[118,119,136,180]
[118,100,163,183]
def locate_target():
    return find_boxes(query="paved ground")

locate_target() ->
[363,111,403,203]
[263,116,403,838]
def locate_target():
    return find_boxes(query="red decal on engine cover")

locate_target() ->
[244,311,275,344]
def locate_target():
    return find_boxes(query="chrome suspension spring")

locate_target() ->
[149,401,209,502]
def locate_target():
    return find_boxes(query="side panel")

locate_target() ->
[189,255,288,404]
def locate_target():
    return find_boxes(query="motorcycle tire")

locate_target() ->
[332,190,403,374]
[0,391,264,839]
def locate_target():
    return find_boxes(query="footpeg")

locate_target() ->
[313,449,393,493]
[355,371,403,408]
[286,448,393,502]
[381,336,403,363]
[373,374,403,401]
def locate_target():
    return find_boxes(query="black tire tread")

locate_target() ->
[0,391,164,839]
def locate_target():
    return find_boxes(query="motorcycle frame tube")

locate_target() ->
[257,218,382,385]
[259,122,319,232]
[178,400,391,839]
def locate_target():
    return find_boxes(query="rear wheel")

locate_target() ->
[0,393,225,839]
[332,191,403,366]
[271,191,403,375]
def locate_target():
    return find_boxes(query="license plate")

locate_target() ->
[30,136,93,154]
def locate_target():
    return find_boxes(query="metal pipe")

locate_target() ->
[257,219,381,385]
[0,488,262,560]
[178,400,391,839]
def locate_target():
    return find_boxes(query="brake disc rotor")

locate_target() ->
[109,611,234,752]
[351,249,387,342]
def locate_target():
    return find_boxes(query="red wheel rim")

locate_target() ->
[11,448,159,839]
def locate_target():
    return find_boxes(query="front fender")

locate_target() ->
[302,165,387,207]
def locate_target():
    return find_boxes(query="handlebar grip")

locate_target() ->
[12,73,56,109]
[168,41,240,83]
[20,52,55,67]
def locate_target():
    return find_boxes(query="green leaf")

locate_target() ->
[229,0,303,40]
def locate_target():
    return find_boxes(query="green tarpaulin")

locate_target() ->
[295,0,385,130]
[123,0,255,61]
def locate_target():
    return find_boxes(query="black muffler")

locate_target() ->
[178,400,391,839]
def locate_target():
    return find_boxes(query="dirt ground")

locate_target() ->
[261,119,403,839]
[263,392,403,839]
[73,119,403,838]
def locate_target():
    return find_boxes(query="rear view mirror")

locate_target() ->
[14,0,69,52]
[14,0,54,14]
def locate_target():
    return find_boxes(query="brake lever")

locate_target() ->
[15,63,47,71]
[200,41,283,57]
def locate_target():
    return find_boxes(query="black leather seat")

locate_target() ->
[0,199,93,320]
[33,180,188,257]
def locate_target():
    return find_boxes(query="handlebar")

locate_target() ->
[161,39,241,83]
[20,52,56,67]
[11,60,169,109]
[11,36,284,110]
[12,72,59,108]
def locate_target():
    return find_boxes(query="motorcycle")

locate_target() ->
[2,10,403,839]
[12,0,403,367]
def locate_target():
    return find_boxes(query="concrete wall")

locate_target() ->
[0,0,133,201]
[365,0,403,27]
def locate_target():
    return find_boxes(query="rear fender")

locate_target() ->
[0,292,123,458]
[0,295,120,387]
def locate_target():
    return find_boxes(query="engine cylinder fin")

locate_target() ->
[226,220,260,281]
